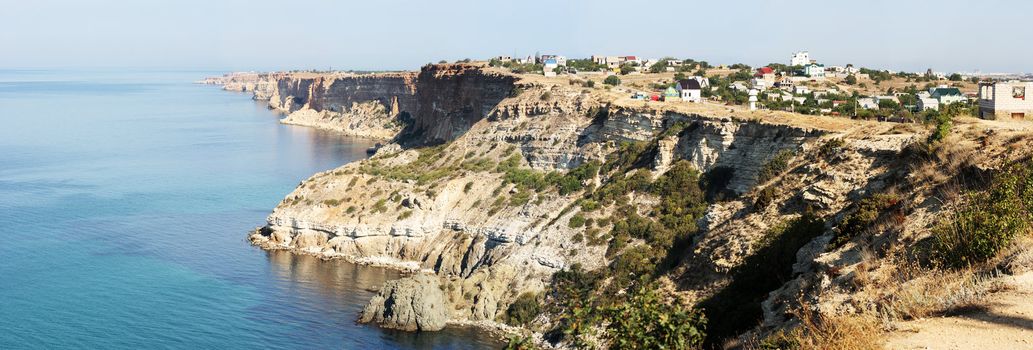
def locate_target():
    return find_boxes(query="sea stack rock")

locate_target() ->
[359,274,448,331]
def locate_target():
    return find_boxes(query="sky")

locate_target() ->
[1,0,1030,73]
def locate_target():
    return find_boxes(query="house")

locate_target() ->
[793,86,811,95]
[676,79,703,102]
[543,59,558,70]
[494,56,512,62]
[858,97,879,110]
[929,86,966,106]
[978,81,1033,120]
[750,77,769,90]
[662,86,681,101]
[591,55,622,67]
[791,51,810,66]
[729,82,749,91]
[917,97,939,111]
[775,77,794,91]
[622,56,640,65]
[832,100,847,107]
[844,65,859,75]
[688,76,710,89]
[755,67,776,81]
[874,95,899,104]
[540,55,567,66]
[804,64,825,78]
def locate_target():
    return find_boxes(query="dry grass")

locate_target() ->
[744,307,883,350]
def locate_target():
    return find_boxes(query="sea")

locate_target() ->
[0,69,501,349]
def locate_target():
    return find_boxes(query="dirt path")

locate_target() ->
[885,272,1033,350]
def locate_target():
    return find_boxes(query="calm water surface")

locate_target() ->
[0,69,501,349]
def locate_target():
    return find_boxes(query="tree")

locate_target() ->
[604,75,621,86]
[605,286,707,349]
[619,63,637,75]
[844,75,858,85]
[948,73,963,81]
[674,72,686,81]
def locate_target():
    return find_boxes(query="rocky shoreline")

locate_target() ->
[205,64,1031,348]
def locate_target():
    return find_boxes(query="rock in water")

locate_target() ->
[359,274,448,331]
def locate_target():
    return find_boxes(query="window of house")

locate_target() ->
[1013,86,1025,100]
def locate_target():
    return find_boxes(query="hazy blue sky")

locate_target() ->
[1,0,1030,73]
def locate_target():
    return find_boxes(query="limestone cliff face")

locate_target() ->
[244,69,834,332]
[405,64,517,145]
[263,73,418,139]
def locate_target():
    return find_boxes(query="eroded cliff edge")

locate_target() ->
[210,64,1033,347]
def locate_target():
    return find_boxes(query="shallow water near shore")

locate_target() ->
[0,69,501,349]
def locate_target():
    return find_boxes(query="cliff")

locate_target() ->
[220,64,1033,348]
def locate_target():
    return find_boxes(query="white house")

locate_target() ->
[978,80,1033,120]
[858,97,879,110]
[750,77,769,90]
[804,64,825,78]
[688,76,710,89]
[918,97,939,111]
[793,85,811,95]
[676,79,703,103]
[791,51,811,66]
[930,86,966,106]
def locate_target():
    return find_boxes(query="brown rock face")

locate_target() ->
[359,274,449,331]
[405,64,516,145]
[268,73,418,115]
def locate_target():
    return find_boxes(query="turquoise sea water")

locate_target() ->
[0,70,499,349]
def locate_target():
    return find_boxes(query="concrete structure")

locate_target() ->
[978,81,1033,120]
[858,97,879,110]
[676,79,703,103]
[804,64,825,78]
[929,86,966,106]
[791,51,810,66]
[540,55,566,66]
[793,86,811,95]
[748,89,759,110]
[918,97,939,111]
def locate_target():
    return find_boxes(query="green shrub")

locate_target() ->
[568,214,587,228]
[754,186,778,210]
[322,199,341,206]
[505,292,542,326]
[757,149,796,184]
[463,181,474,193]
[605,286,707,350]
[371,199,388,213]
[816,138,846,160]
[834,193,901,247]
[604,75,621,86]
[928,112,952,143]
[397,210,413,220]
[930,161,1033,268]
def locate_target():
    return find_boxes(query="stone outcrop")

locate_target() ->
[359,274,449,331]
[238,66,839,333]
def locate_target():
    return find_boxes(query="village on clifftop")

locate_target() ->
[483,52,1033,122]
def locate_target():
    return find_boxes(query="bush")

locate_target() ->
[605,286,707,349]
[505,292,542,326]
[757,149,796,184]
[568,214,587,228]
[930,161,1033,268]
[834,193,901,247]
[604,75,621,86]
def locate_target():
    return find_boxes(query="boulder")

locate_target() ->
[359,274,449,331]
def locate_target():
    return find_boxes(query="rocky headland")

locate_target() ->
[208,63,1033,349]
